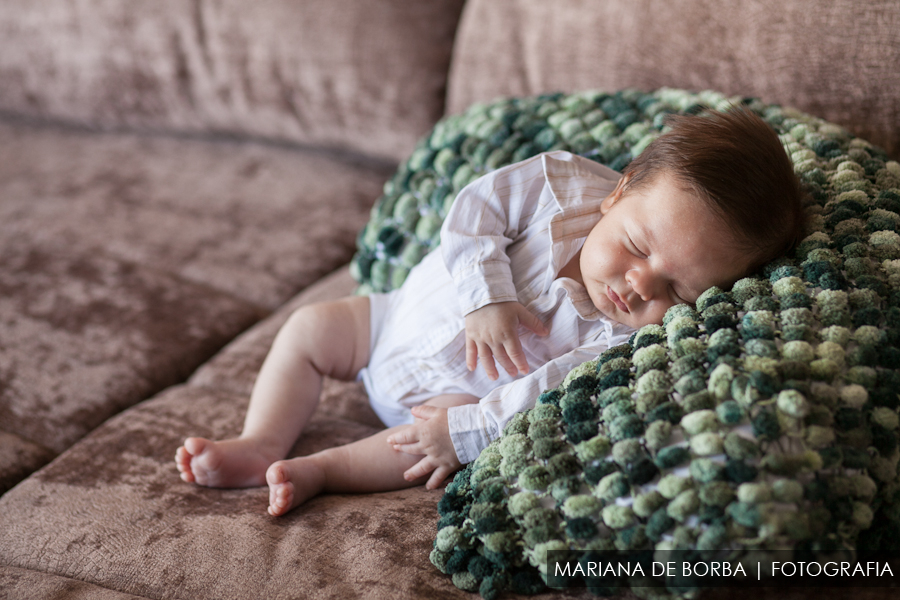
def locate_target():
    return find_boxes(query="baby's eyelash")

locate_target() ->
[670,286,694,307]
[628,237,647,258]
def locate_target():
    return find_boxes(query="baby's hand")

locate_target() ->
[386,405,461,490]
[464,301,548,380]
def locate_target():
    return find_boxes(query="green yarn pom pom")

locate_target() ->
[562,495,601,519]
[699,482,735,508]
[529,403,561,422]
[509,491,541,517]
[602,504,636,529]
[655,446,691,469]
[667,489,701,522]
[498,433,533,459]
[658,474,693,499]
[716,400,743,425]
[595,471,630,501]
[528,419,559,441]
[518,465,551,491]
[632,344,668,376]
[681,410,718,435]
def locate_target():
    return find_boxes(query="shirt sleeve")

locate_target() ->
[440,153,554,316]
[446,343,611,464]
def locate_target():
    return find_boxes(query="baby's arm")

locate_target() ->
[439,155,557,380]
[387,332,635,479]
[448,331,633,464]
[386,405,460,489]
[464,301,548,380]
[441,155,550,316]
[388,351,597,481]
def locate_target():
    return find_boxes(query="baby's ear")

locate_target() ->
[600,173,631,214]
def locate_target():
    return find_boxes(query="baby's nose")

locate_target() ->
[625,269,658,302]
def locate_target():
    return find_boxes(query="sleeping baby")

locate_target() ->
[176,107,805,517]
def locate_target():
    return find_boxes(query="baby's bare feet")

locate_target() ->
[266,457,326,516]
[175,437,279,488]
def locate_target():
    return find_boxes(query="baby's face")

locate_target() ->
[580,171,752,329]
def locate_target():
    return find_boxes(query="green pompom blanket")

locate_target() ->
[348,88,900,599]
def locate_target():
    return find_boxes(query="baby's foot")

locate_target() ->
[175,437,279,488]
[266,457,326,516]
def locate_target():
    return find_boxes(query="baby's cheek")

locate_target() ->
[581,238,612,267]
[642,303,670,327]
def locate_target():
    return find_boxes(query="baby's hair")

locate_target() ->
[623,107,805,272]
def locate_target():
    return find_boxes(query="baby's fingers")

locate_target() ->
[503,338,530,375]
[425,465,454,490]
[516,304,549,337]
[391,441,423,455]
[466,338,477,372]
[385,429,418,446]
[476,342,500,380]
[489,342,519,377]
[403,457,435,482]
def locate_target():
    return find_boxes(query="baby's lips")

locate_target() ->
[607,286,630,313]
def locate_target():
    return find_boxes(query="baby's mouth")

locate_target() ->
[607,286,629,313]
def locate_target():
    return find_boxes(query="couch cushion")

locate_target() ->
[447,0,900,158]
[0,121,391,491]
[0,0,465,163]
[0,566,151,600]
[1,270,893,597]
[0,240,259,456]
[0,432,53,495]
[0,268,586,599]
[0,120,393,310]
[0,271,470,600]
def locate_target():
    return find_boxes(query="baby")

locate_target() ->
[176,107,804,516]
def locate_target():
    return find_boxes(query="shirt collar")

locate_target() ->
[542,151,622,206]
[540,151,622,319]
[543,150,621,247]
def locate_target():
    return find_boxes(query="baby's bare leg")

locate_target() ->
[175,296,370,489]
[266,393,479,516]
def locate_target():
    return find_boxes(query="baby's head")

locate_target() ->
[580,107,804,328]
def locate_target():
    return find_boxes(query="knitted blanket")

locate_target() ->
[349,88,900,598]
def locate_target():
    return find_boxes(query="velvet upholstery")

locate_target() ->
[0,270,474,600]
[0,432,54,496]
[0,567,149,600]
[0,121,392,492]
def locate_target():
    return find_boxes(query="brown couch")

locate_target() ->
[1,1,898,598]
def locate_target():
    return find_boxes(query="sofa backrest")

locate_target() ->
[0,0,465,163]
[447,0,900,158]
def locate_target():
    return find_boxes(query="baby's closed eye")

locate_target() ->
[627,236,647,258]
[669,286,689,305]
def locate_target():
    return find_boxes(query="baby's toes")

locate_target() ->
[266,462,295,516]
[183,437,210,458]
[268,482,294,517]
[175,446,195,482]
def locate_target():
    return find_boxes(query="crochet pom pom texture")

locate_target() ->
[349,88,900,598]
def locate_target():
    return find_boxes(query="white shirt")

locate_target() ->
[442,151,635,462]
[358,150,635,464]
